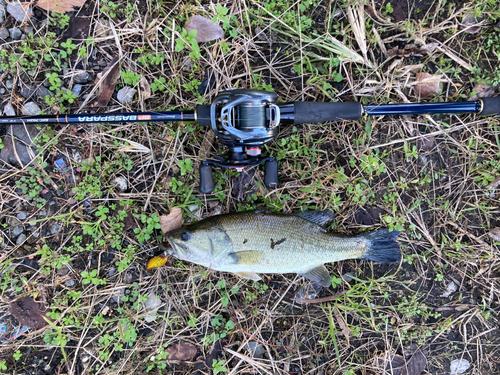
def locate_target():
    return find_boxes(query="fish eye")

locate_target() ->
[180,232,191,241]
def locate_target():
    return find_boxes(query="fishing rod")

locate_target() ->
[2,89,499,193]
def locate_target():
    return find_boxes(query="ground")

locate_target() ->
[0,0,500,374]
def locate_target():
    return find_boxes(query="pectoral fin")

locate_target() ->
[298,265,331,287]
[228,251,265,265]
[235,271,261,281]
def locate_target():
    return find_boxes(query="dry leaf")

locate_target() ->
[469,83,497,101]
[333,307,350,346]
[160,208,183,234]
[488,227,500,242]
[382,347,427,375]
[184,15,224,43]
[388,43,438,57]
[36,0,87,13]
[416,134,435,152]
[138,76,151,100]
[93,57,120,110]
[461,14,484,34]
[414,72,441,99]
[9,297,50,329]
[62,12,91,40]
[164,342,197,361]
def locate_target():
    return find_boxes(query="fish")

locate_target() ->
[148,210,401,287]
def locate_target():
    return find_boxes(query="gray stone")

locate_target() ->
[36,86,53,100]
[111,176,128,192]
[8,28,22,40]
[72,84,83,97]
[65,279,75,287]
[74,72,90,84]
[15,233,26,245]
[117,86,136,104]
[0,27,9,40]
[7,2,32,23]
[11,226,23,237]
[3,103,15,116]
[5,80,13,90]
[0,88,5,94]
[21,102,41,115]
[0,123,40,167]
[17,212,27,221]
[20,87,35,99]
[0,4,5,24]
[49,223,61,235]
[23,26,33,35]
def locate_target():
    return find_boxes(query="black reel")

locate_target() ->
[199,89,281,194]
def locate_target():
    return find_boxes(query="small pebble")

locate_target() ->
[65,279,75,287]
[3,103,15,116]
[124,271,133,284]
[5,80,13,90]
[0,27,9,40]
[17,212,27,221]
[38,210,47,217]
[117,87,136,104]
[41,190,52,200]
[36,86,53,100]
[8,28,22,40]
[20,87,35,99]
[0,4,5,24]
[49,201,56,206]
[72,84,83,97]
[111,176,128,192]
[7,3,33,22]
[11,226,23,237]
[49,223,61,235]
[450,359,470,374]
[21,102,41,116]
[16,233,27,245]
[23,26,33,35]
[0,88,5,94]
[74,72,91,84]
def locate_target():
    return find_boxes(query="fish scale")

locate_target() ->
[215,212,366,273]
[158,210,401,287]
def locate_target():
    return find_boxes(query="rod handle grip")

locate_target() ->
[480,97,500,116]
[196,105,211,126]
[199,164,215,194]
[293,102,362,124]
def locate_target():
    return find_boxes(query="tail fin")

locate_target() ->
[361,229,401,263]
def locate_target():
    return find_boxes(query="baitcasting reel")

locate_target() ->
[195,89,282,194]
[2,89,500,194]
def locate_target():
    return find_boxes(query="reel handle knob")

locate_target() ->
[199,164,215,194]
[264,159,279,189]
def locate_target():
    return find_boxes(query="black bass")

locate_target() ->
[148,210,401,287]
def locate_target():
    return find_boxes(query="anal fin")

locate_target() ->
[298,265,331,287]
[235,272,261,281]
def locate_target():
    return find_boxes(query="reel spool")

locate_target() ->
[198,89,282,194]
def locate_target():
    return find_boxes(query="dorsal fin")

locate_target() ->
[295,210,335,229]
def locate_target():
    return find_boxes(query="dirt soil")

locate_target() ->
[1,0,500,374]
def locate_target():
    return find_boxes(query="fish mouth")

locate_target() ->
[165,236,188,258]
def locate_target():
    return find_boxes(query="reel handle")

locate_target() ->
[199,164,215,194]
[264,159,279,189]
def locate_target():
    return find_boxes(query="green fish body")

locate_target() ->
[164,210,400,287]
